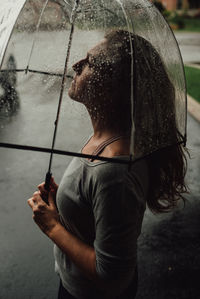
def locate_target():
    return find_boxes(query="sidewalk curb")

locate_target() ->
[187,94,200,123]
[185,63,200,70]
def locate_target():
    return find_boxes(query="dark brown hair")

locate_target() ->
[105,29,188,213]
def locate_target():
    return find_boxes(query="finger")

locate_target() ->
[36,194,48,207]
[33,191,48,206]
[48,191,57,209]
[38,182,47,193]
[28,196,40,209]
[33,191,40,197]
[32,191,41,202]
[38,187,48,202]
[32,204,46,213]
[50,177,58,190]
[50,186,57,196]
[27,197,35,209]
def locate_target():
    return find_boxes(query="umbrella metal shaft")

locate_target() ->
[44,0,80,197]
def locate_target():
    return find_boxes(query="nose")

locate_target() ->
[72,58,86,75]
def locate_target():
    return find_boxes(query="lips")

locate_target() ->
[72,79,76,89]
[71,74,76,85]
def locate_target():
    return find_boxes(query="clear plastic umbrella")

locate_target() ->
[0,0,187,197]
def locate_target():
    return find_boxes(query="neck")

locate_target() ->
[87,106,129,140]
[82,104,131,158]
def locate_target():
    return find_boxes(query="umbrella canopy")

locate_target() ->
[0,0,187,167]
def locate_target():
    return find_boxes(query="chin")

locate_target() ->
[68,86,89,105]
[68,88,74,99]
[68,89,82,104]
[68,86,77,100]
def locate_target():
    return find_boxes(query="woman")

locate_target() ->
[28,30,188,298]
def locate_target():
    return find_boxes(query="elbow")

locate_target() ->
[95,258,123,282]
[94,261,134,293]
[95,254,136,283]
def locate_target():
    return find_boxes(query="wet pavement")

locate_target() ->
[136,114,200,299]
[175,32,200,64]
[0,32,200,299]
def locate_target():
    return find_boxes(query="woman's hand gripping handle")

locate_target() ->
[27,177,60,236]
[38,176,58,206]
[42,171,52,204]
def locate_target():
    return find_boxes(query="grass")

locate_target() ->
[168,16,200,32]
[178,18,200,32]
[184,65,200,103]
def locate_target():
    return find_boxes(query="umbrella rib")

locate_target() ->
[0,68,73,78]
[63,0,72,8]
[26,0,49,71]
[97,3,124,23]
[0,141,186,165]
[0,142,130,164]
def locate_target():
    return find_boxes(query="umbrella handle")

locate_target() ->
[42,171,52,204]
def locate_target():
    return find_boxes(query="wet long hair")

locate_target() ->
[104,30,188,213]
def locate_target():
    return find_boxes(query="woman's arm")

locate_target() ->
[28,176,140,288]
[27,188,98,281]
[48,219,97,280]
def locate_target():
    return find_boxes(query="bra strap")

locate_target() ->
[91,135,128,161]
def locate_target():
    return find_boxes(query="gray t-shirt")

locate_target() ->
[54,156,149,299]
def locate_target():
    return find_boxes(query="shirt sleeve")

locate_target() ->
[92,176,145,281]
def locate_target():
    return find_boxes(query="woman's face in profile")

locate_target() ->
[68,38,109,106]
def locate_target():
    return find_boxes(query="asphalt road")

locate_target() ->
[0,32,200,299]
